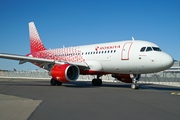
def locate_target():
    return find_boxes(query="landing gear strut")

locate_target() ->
[92,75,102,86]
[50,78,62,86]
[130,74,140,89]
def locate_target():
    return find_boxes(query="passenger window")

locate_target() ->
[146,47,152,52]
[140,47,146,52]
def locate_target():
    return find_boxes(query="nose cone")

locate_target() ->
[161,52,174,70]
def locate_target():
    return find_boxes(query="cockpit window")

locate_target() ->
[146,47,152,52]
[140,46,162,52]
[140,47,146,52]
[152,47,161,51]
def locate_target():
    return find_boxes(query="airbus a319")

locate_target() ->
[0,22,174,89]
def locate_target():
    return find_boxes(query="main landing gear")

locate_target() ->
[50,78,62,86]
[92,75,102,86]
[130,74,140,89]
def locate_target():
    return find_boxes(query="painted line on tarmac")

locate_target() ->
[171,92,180,96]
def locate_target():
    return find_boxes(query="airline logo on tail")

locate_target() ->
[29,22,46,53]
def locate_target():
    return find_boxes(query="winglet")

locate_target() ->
[132,37,135,41]
[29,22,46,53]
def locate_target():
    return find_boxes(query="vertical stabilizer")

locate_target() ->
[29,22,46,53]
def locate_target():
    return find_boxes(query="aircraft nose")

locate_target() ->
[161,53,174,69]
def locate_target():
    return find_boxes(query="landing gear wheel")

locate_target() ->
[57,81,62,86]
[98,79,102,86]
[92,79,102,86]
[50,78,57,86]
[92,79,97,86]
[131,83,139,89]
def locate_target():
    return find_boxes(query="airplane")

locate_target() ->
[0,22,174,89]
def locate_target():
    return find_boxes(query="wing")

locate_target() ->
[0,53,88,70]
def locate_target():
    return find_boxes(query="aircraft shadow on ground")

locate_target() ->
[64,82,180,91]
[0,81,130,88]
[63,82,130,88]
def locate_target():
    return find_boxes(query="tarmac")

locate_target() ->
[0,78,180,120]
[0,94,41,120]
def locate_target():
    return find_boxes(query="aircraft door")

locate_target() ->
[121,42,133,60]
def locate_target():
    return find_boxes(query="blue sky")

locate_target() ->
[0,0,180,71]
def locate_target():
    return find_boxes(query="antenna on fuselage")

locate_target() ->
[132,37,135,41]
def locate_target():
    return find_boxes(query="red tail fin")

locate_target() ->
[29,22,46,53]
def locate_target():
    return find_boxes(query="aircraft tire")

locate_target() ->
[131,83,139,89]
[92,79,97,86]
[92,79,102,86]
[98,79,102,86]
[50,78,57,86]
[57,81,62,86]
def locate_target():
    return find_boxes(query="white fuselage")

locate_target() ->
[30,40,174,74]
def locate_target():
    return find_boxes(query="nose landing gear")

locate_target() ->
[131,81,139,89]
[130,74,141,89]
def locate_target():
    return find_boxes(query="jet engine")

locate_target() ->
[112,74,141,83]
[50,64,80,82]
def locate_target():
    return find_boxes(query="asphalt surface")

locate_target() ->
[0,78,180,120]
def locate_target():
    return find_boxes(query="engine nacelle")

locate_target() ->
[112,74,141,83]
[50,64,79,82]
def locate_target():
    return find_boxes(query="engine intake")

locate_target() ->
[50,64,79,82]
